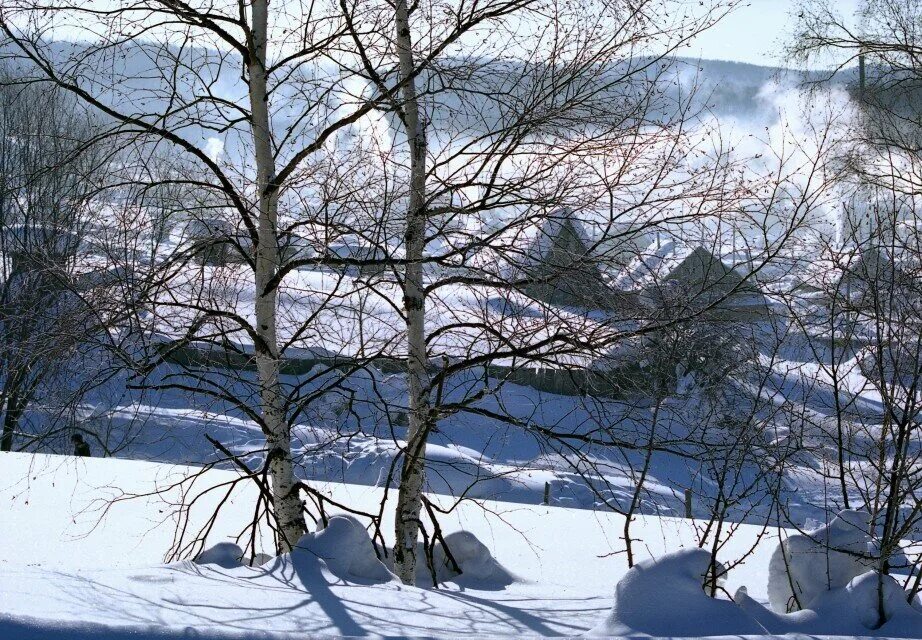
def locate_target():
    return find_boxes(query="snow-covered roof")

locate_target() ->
[612,237,754,294]
[176,218,235,240]
[521,208,596,270]
[147,265,622,368]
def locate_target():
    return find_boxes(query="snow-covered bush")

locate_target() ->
[193,542,244,569]
[293,515,394,583]
[767,509,871,612]
[247,552,273,567]
[735,568,922,635]
[589,548,765,637]
[839,571,921,631]
[427,530,515,587]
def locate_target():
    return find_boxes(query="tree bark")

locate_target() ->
[247,0,305,552]
[0,397,13,452]
[392,0,429,585]
[0,374,25,452]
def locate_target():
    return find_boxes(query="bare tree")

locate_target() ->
[785,0,922,620]
[0,0,445,552]
[0,76,112,453]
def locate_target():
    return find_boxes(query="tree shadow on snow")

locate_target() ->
[435,590,607,636]
[4,559,609,638]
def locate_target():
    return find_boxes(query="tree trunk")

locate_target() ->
[0,396,13,452]
[393,0,429,585]
[0,375,24,452]
[623,389,663,568]
[247,0,305,552]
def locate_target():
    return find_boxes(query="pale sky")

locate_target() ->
[11,0,863,69]
[679,0,862,66]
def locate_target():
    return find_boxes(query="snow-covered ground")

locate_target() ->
[5,453,921,639]
[2,452,786,638]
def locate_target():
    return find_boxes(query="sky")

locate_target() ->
[680,0,862,66]
[6,0,864,70]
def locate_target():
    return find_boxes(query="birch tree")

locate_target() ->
[346,0,753,582]
[0,0,351,550]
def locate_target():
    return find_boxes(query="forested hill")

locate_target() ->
[0,39,845,149]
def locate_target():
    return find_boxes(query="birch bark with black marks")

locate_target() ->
[247,0,305,552]
[392,0,430,585]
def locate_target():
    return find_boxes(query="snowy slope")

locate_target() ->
[20,337,840,532]
[2,452,787,639]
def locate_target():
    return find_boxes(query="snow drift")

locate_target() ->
[588,548,766,637]
[590,540,922,638]
[288,514,395,583]
[735,569,922,637]
[193,542,245,569]
[425,530,516,587]
[766,509,871,612]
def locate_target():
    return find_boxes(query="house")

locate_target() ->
[517,208,640,313]
[278,231,316,264]
[793,244,900,298]
[322,236,390,277]
[176,218,240,266]
[613,237,769,320]
[1,224,80,276]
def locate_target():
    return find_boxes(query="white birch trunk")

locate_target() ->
[392,0,429,585]
[247,0,305,553]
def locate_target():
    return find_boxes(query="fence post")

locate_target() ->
[543,482,551,506]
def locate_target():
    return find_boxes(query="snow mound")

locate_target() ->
[734,571,922,636]
[193,542,244,569]
[838,571,922,632]
[292,515,394,583]
[767,509,871,612]
[588,548,765,637]
[429,530,516,588]
[248,552,273,567]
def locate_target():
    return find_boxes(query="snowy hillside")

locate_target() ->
[0,453,776,638]
[4,454,921,639]
[0,38,823,162]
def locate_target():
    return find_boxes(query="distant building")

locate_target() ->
[177,218,238,266]
[175,220,322,268]
[518,209,639,313]
[1,224,80,275]
[614,238,769,320]
[794,244,899,296]
[322,237,390,277]
[278,231,315,264]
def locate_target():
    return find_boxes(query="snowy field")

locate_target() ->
[1,452,779,639]
[65,329,871,527]
[4,452,921,639]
